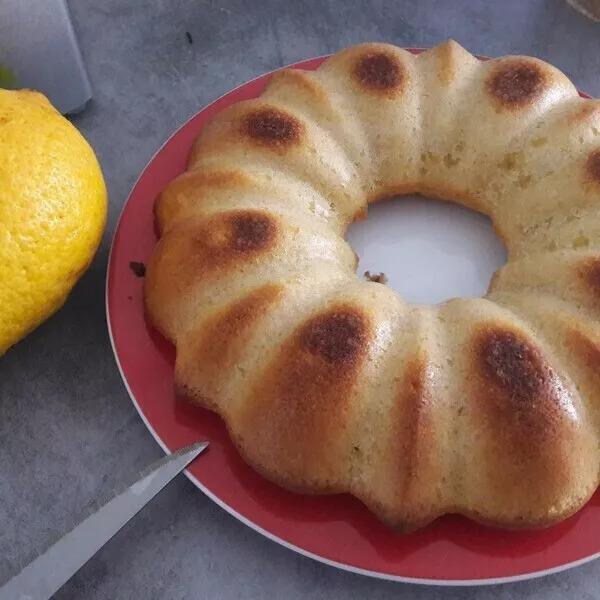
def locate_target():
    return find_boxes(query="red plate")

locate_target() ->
[106,51,599,585]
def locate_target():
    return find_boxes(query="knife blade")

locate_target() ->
[0,441,208,600]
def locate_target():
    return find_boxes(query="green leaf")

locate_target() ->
[0,63,16,88]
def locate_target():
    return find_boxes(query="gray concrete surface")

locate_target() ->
[2,0,600,598]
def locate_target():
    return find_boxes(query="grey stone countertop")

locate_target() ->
[2,0,600,598]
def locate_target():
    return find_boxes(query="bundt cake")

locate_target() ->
[144,40,600,532]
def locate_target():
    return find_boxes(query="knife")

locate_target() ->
[0,441,208,600]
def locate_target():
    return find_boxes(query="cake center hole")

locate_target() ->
[345,195,508,305]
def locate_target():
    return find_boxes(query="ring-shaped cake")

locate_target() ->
[145,41,600,531]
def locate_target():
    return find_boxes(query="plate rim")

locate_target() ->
[105,50,599,586]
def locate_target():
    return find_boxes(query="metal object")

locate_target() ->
[567,0,600,20]
[0,442,208,600]
[0,0,92,114]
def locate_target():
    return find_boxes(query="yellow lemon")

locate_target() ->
[0,89,107,354]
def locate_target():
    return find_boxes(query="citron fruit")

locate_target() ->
[0,89,107,354]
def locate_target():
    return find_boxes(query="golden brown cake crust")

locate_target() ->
[145,40,600,532]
